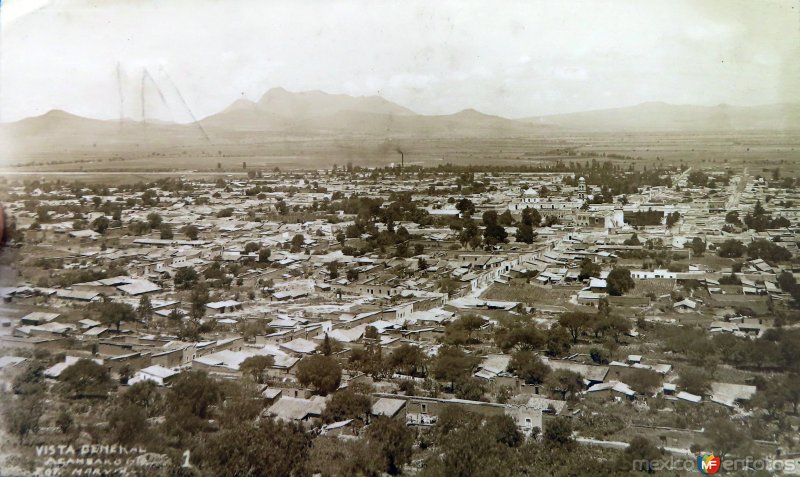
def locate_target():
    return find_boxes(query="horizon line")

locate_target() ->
[2,87,799,126]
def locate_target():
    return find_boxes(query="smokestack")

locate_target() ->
[396,147,404,172]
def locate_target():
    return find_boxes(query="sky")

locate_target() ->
[0,0,798,122]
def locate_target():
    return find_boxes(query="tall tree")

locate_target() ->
[240,355,274,384]
[606,268,635,296]
[558,311,593,343]
[717,239,746,258]
[321,390,372,424]
[482,211,508,246]
[578,258,601,280]
[432,345,480,389]
[159,223,173,239]
[94,301,136,331]
[544,417,574,447]
[200,418,312,477]
[521,207,541,227]
[258,247,272,263]
[545,327,572,357]
[690,237,706,256]
[296,355,342,395]
[3,393,45,443]
[458,219,481,248]
[137,295,154,324]
[182,224,199,240]
[92,216,110,234]
[190,283,210,320]
[174,267,199,289]
[704,418,754,458]
[146,212,163,230]
[388,344,428,377]
[320,334,336,356]
[677,368,710,396]
[508,350,550,384]
[546,369,584,400]
[515,222,535,244]
[167,371,223,420]
[455,198,475,216]
[366,416,414,475]
[59,359,113,398]
[622,436,663,473]
[291,234,305,253]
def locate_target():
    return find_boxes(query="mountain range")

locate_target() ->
[524,101,800,131]
[2,88,799,158]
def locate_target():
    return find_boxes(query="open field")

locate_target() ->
[481,282,578,307]
[628,279,676,299]
[2,130,798,176]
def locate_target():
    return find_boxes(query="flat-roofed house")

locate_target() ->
[129,365,179,386]
[20,312,60,326]
[371,397,407,419]
[265,396,327,424]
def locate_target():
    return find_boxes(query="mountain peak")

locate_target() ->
[452,108,485,117]
[451,108,503,120]
[42,109,80,119]
[261,86,291,97]
[204,87,417,124]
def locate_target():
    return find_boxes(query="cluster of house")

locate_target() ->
[0,166,797,439]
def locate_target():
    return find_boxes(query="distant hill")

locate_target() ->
[5,109,122,137]
[0,109,206,157]
[200,87,416,130]
[523,102,800,131]
[199,88,543,137]
[3,91,799,162]
[0,89,550,158]
[288,108,543,137]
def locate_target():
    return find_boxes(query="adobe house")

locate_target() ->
[205,300,243,314]
[151,342,197,368]
[373,393,544,438]
[106,352,151,375]
[0,335,68,352]
[371,397,407,420]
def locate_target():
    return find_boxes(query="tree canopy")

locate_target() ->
[92,301,136,331]
[321,390,372,424]
[606,268,635,296]
[546,369,584,400]
[200,418,312,477]
[366,416,415,475]
[508,350,550,385]
[296,355,342,395]
[240,355,274,384]
[717,239,746,258]
[59,359,113,399]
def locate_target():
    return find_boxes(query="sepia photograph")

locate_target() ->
[0,0,798,475]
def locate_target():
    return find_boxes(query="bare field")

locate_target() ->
[3,130,799,175]
[629,279,677,298]
[3,136,571,171]
[570,130,800,172]
[481,282,577,307]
